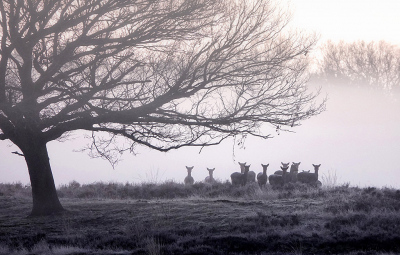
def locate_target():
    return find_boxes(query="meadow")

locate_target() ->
[1,180,400,255]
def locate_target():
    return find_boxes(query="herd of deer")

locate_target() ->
[184,162,322,188]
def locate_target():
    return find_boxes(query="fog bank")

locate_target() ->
[1,82,400,188]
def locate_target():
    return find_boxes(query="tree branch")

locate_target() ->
[12,151,24,156]
[1,0,325,165]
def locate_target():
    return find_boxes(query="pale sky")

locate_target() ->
[291,0,400,44]
[1,0,400,188]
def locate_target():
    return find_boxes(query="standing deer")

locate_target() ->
[205,168,216,183]
[257,164,269,188]
[289,162,301,183]
[184,166,194,185]
[239,162,255,182]
[297,164,322,186]
[268,165,289,187]
[274,162,290,175]
[238,162,246,173]
[231,164,251,186]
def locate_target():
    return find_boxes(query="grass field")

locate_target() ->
[1,181,400,254]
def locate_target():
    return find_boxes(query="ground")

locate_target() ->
[0,182,400,254]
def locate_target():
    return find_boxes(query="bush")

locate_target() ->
[0,182,31,197]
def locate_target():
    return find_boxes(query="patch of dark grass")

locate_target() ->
[325,214,367,231]
[325,212,400,237]
[324,186,400,215]
[183,244,223,255]
[252,211,301,228]
[4,233,46,251]
[382,187,400,201]
[4,181,400,211]
[363,216,400,233]
[56,181,194,199]
[55,180,266,200]
[183,235,268,254]
[3,182,400,254]
[320,236,400,254]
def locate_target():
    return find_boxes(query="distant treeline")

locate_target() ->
[313,40,400,91]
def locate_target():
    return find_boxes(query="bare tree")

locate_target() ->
[316,40,400,90]
[0,0,324,216]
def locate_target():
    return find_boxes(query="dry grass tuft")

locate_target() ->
[145,237,164,255]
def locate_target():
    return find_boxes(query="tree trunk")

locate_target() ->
[20,140,65,216]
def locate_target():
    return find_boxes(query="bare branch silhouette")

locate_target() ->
[316,40,400,90]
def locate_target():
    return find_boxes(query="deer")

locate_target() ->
[297,164,321,186]
[238,162,256,182]
[274,162,290,175]
[238,162,246,173]
[239,162,256,183]
[268,165,289,187]
[184,166,194,185]
[247,170,256,183]
[205,168,216,183]
[288,162,301,183]
[257,164,269,188]
[231,164,251,186]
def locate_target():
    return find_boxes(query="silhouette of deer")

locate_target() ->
[257,164,269,188]
[274,162,290,175]
[205,168,216,183]
[268,165,289,187]
[297,164,321,186]
[231,164,251,186]
[288,162,301,183]
[238,162,256,183]
[184,166,194,185]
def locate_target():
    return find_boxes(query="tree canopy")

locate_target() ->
[0,0,324,215]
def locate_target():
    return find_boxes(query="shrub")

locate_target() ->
[0,182,31,197]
